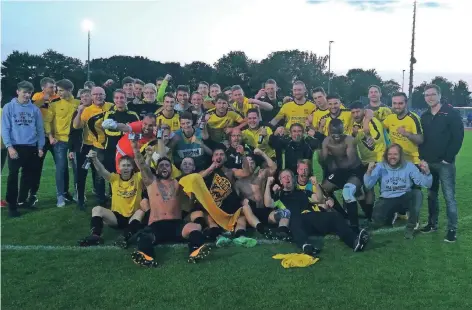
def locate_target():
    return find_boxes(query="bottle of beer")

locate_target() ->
[258,126,265,144]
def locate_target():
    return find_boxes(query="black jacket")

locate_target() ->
[68,110,83,153]
[419,104,464,163]
[269,134,321,173]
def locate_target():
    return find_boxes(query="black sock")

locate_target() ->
[358,200,373,221]
[124,219,141,239]
[234,229,246,238]
[205,227,222,241]
[193,217,206,229]
[364,204,373,221]
[346,201,359,228]
[188,230,205,253]
[331,195,348,219]
[277,226,290,234]
[137,232,154,257]
[90,216,103,236]
[256,222,266,234]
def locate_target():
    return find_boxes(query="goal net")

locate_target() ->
[453,107,472,129]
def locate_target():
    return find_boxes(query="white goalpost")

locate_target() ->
[453,107,472,128]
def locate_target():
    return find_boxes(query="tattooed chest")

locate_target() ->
[156,182,176,202]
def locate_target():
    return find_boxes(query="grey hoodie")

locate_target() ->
[364,161,432,198]
[1,98,45,149]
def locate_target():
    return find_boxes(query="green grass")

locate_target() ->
[2,133,472,310]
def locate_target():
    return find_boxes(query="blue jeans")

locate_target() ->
[427,162,458,230]
[53,141,69,198]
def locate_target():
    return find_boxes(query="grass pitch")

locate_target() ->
[2,132,472,310]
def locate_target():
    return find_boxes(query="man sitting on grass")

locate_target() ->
[364,144,433,239]
[78,151,146,247]
[130,136,211,267]
[269,169,369,256]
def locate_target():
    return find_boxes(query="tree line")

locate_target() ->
[1,49,471,108]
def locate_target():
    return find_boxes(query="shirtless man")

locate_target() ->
[319,119,366,233]
[235,149,286,237]
[130,136,210,267]
[198,148,255,247]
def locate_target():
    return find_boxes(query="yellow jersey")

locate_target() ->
[275,100,316,129]
[242,126,276,158]
[45,96,80,142]
[109,172,143,217]
[231,97,255,118]
[80,102,114,149]
[383,112,422,164]
[206,108,244,143]
[311,104,346,128]
[320,109,353,136]
[366,104,392,122]
[32,92,60,131]
[155,110,180,132]
[353,117,386,164]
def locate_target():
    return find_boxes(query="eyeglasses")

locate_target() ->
[92,93,105,96]
[143,91,156,95]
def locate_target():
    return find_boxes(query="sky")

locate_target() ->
[1,0,471,88]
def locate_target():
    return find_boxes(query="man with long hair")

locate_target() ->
[364,144,432,239]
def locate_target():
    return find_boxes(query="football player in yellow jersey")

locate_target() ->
[380,92,423,164]
[155,93,180,132]
[204,93,247,143]
[318,94,353,136]
[376,92,424,222]
[269,80,316,130]
[365,85,392,122]
[351,101,387,222]
[73,86,114,207]
[46,79,80,208]
[78,151,146,248]
[231,85,273,118]
[242,108,276,160]
[308,87,346,130]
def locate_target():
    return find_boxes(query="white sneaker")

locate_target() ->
[57,196,66,208]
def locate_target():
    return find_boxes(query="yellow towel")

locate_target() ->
[179,173,242,232]
[272,253,320,268]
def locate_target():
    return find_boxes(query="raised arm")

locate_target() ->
[248,98,273,111]
[264,177,276,208]
[131,136,155,187]
[199,161,218,178]
[73,104,86,129]
[309,177,325,204]
[88,150,111,181]
[363,162,381,190]
[254,148,277,176]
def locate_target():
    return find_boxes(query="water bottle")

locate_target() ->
[82,158,91,170]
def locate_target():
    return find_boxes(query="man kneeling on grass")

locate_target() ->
[268,169,369,256]
[78,152,145,247]
[130,135,210,267]
[363,144,432,239]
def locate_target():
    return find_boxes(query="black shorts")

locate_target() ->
[325,165,367,189]
[113,211,131,229]
[220,201,241,214]
[250,204,273,225]
[149,219,185,244]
